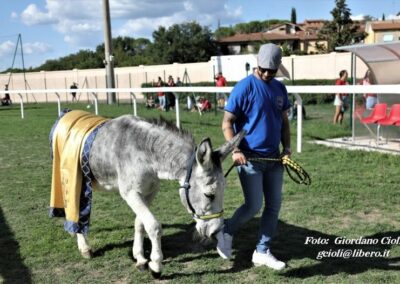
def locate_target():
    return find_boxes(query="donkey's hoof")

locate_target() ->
[81,250,93,259]
[135,262,148,272]
[150,270,162,279]
[148,261,162,279]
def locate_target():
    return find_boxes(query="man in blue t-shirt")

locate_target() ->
[216,43,291,270]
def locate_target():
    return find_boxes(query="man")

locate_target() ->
[215,72,227,109]
[70,82,78,103]
[217,43,291,270]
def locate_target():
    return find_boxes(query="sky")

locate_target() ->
[1,0,400,71]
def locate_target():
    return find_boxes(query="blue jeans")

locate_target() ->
[224,154,284,253]
[366,96,377,110]
[158,95,166,110]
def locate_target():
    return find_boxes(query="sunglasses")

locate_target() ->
[258,66,278,74]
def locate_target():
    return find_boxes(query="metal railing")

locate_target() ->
[1,85,400,154]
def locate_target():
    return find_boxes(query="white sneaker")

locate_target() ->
[252,250,286,270]
[216,231,233,259]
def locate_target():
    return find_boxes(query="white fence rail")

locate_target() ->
[1,85,400,153]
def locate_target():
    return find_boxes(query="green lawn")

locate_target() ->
[0,102,399,283]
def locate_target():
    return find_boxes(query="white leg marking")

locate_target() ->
[77,233,92,259]
[133,217,147,267]
[122,190,163,273]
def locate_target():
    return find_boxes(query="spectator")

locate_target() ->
[1,84,12,106]
[155,77,166,111]
[176,77,182,86]
[198,97,212,111]
[333,70,349,124]
[146,95,155,109]
[288,99,306,121]
[215,72,228,109]
[362,70,377,110]
[166,75,176,111]
[187,95,194,111]
[70,82,78,103]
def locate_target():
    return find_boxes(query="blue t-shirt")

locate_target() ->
[225,74,290,155]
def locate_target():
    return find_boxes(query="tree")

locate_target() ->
[235,21,265,33]
[36,50,103,71]
[150,22,217,64]
[214,26,235,40]
[318,0,362,52]
[363,15,376,22]
[382,13,386,21]
[96,36,154,67]
[291,7,297,24]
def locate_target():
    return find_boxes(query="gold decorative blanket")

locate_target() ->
[50,110,108,225]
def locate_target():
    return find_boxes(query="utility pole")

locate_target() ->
[102,0,116,104]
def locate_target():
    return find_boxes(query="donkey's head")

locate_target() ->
[179,130,245,238]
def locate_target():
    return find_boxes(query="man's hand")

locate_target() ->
[232,150,247,165]
[280,147,291,159]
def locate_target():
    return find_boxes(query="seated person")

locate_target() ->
[288,100,306,120]
[1,93,12,106]
[146,95,155,108]
[198,97,212,112]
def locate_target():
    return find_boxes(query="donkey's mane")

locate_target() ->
[146,116,195,144]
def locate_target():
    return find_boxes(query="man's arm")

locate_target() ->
[222,111,247,164]
[281,110,291,156]
[222,111,236,141]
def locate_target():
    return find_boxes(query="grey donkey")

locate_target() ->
[75,115,244,278]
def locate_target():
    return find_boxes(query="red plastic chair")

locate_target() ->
[361,103,387,145]
[361,103,387,124]
[377,104,400,125]
[377,104,400,144]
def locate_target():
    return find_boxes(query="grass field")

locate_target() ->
[0,102,399,283]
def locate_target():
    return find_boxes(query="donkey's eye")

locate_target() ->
[204,193,215,201]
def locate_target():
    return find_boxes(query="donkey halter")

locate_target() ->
[179,149,224,220]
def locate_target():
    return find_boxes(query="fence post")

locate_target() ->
[130,92,137,116]
[17,93,24,119]
[293,93,302,153]
[175,93,180,129]
[55,92,61,115]
[90,92,99,115]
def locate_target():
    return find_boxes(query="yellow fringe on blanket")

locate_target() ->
[50,110,108,223]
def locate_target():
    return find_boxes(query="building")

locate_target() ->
[364,20,400,44]
[217,20,328,55]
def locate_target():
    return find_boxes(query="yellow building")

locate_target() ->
[364,20,400,44]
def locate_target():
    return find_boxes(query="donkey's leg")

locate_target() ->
[77,233,92,259]
[133,187,159,271]
[133,217,147,270]
[121,190,163,276]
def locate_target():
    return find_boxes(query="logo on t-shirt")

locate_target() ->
[276,96,284,110]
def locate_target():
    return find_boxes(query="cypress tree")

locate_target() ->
[291,7,297,24]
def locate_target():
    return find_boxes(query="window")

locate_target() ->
[383,34,394,42]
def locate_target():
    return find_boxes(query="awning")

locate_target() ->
[336,41,400,84]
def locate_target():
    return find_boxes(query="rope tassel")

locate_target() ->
[225,156,311,186]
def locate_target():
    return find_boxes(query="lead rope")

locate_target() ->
[224,156,311,186]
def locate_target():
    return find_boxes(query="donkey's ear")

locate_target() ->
[196,138,213,170]
[213,129,246,162]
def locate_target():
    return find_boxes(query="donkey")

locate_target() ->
[66,114,244,277]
